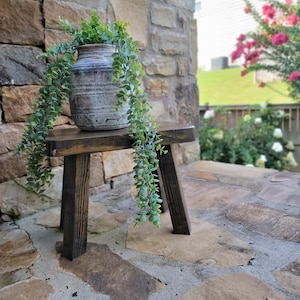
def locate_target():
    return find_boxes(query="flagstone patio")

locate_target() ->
[0,161,299,300]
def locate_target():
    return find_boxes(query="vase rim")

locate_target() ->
[78,43,115,49]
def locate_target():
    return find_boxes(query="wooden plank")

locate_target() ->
[156,167,168,213]
[157,144,191,234]
[46,122,196,157]
[61,153,90,260]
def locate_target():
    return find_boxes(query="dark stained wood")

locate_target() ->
[46,122,196,157]
[156,167,168,213]
[46,122,195,260]
[157,144,191,234]
[62,153,90,260]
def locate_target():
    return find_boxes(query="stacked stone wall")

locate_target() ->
[0,0,199,217]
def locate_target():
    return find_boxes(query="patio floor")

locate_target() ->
[0,161,299,300]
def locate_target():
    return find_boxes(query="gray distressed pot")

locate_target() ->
[70,43,129,131]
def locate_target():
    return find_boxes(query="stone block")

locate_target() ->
[151,30,159,53]
[0,45,46,85]
[165,0,195,12]
[50,157,64,167]
[178,140,200,164]
[143,56,177,76]
[0,123,25,154]
[0,225,39,274]
[45,29,73,50]
[44,0,92,30]
[103,149,134,179]
[44,167,63,201]
[0,0,43,45]
[145,79,169,97]
[110,0,148,49]
[175,82,200,129]
[15,166,63,202]
[1,86,39,122]
[189,19,198,75]
[178,57,188,76]
[159,32,187,55]
[149,101,167,121]
[0,153,26,183]
[177,10,188,32]
[90,173,134,205]
[62,103,72,117]
[61,0,109,9]
[151,4,177,28]
[90,153,105,188]
[0,178,57,217]
[53,116,72,126]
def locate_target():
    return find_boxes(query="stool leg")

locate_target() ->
[60,166,66,230]
[61,153,90,260]
[156,167,168,213]
[157,144,191,234]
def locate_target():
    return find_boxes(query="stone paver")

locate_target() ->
[0,161,299,299]
[0,279,54,300]
[257,185,300,207]
[273,258,300,298]
[180,273,286,300]
[226,203,300,242]
[58,243,163,300]
[127,214,255,268]
[36,201,130,234]
[188,160,278,178]
[0,223,38,274]
[182,179,250,210]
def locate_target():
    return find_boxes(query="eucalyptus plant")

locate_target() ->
[16,11,166,227]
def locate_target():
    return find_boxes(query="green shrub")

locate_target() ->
[199,103,298,170]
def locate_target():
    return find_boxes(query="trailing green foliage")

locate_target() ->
[200,103,298,170]
[16,11,165,227]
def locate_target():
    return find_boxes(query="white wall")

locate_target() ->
[195,0,261,70]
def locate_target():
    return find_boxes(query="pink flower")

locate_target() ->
[231,43,245,62]
[237,34,246,42]
[262,4,276,19]
[272,32,289,45]
[259,82,265,88]
[245,49,261,65]
[287,13,299,26]
[286,0,293,5]
[231,51,238,62]
[244,7,250,14]
[245,39,257,49]
[288,70,300,81]
[241,70,247,77]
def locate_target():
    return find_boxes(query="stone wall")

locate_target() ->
[0,0,199,217]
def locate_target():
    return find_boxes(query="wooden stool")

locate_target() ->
[46,122,196,260]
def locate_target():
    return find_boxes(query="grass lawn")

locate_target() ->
[197,67,294,106]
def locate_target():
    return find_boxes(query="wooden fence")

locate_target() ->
[199,103,300,172]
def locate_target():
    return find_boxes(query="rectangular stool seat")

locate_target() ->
[46,122,196,260]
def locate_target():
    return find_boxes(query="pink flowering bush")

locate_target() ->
[231,0,300,101]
